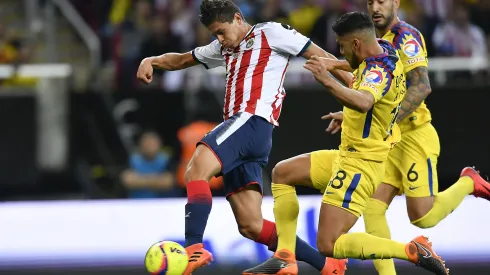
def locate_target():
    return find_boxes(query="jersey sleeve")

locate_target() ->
[398,31,428,72]
[192,40,225,69]
[358,64,393,103]
[263,22,311,57]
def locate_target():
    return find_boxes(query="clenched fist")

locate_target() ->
[136,58,154,84]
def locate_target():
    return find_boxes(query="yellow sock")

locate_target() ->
[412,177,474,228]
[333,233,409,261]
[364,199,397,275]
[272,183,299,252]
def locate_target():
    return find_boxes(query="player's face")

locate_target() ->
[337,35,362,70]
[368,0,397,30]
[207,13,245,49]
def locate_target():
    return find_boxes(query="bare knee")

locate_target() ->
[184,146,221,183]
[272,161,291,184]
[406,196,434,226]
[272,154,311,186]
[371,183,399,206]
[237,219,263,240]
[184,163,208,183]
[317,236,337,258]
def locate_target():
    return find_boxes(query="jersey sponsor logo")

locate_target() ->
[365,70,384,85]
[407,57,426,65]
[360,82,378,93]
[403,39,421,58]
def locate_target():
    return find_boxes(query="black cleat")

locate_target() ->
[406,236,449,275]
[242,249,298,275]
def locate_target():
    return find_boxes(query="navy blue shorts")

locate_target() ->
[198,113,273,197]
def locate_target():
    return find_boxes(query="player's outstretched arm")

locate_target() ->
[305,56,374,113]
[301,43,354,86]
[137,52,198,84]
[396,66,432,122]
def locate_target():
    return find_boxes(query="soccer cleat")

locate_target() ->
[183,243,213,275]
[461,167,490,200]
[405,236,449,275]
[242,249,298,275]
[321,258,348,275]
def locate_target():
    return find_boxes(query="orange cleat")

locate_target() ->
[461,167,490,200]
[321,258,347,275]
[242,249,298,275]
[183,243,213,275]
[405,236,449,275]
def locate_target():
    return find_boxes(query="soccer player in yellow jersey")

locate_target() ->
[320,1,490,275]
[243,12,448,275]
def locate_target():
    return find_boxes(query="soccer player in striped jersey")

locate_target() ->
[136,1,350,274]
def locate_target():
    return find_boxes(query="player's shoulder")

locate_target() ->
[390,21,425,46]
[363,39,399,74]
[391,21,423,37]
[255,21,287,29]
[255,21,298,34]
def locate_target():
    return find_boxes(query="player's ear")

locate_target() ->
[352,39,360,51]
[234,12,243,24]
[394,0,400,9]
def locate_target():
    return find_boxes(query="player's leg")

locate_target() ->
[242,151,346,275]
[270,151,347,274]
[407,163,490,228]
[400,124,490,228]
[184,145,221,245]
[363,184,399,275]
[317,157,448,275]
[226,162,333,274]
[363,150,403,275]
[182,144,220,275]
[183,113,261,274]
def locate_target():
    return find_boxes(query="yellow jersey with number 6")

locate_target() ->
[382,21,431,133]
[340,39,405,162]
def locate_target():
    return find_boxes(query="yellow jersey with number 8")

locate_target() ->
[340,39,405,162]
[382,21,431,133]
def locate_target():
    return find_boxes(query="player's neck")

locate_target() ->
[362,41,385,60]
[241,24,253,40]
[376,17,400,38]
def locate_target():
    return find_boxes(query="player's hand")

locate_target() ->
[136,58,154,84]
[304,55,333,86]
[320,57,339,71]
[321,111,343,134]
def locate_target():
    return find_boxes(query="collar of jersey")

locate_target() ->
[237,24,256,49]
[365,47,388,61]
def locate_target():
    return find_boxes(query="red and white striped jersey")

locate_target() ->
[192,22,311,126]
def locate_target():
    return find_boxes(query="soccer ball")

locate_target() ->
[145,241,189,275]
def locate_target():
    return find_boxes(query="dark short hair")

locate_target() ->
[332,12,375,36]
[199,0,243,26]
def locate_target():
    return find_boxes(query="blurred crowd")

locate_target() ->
[67,0,490,90]
[0,0,489,89]
[67,0,490,199]
[0,23,37,86]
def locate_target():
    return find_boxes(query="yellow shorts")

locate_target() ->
[310,150,385,217]
[385,123,440,197]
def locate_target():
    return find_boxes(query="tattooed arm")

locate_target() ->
[396,66,432,123]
